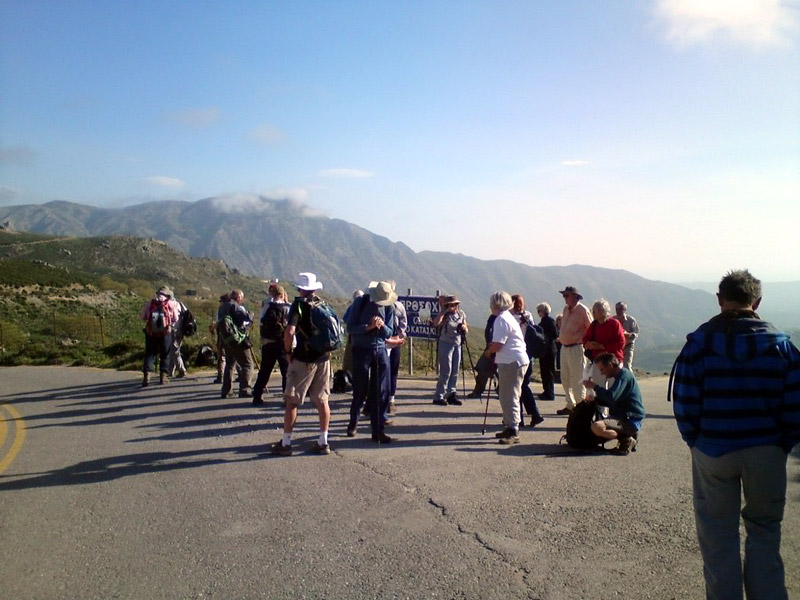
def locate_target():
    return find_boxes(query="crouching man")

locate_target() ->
[582,352,644,455]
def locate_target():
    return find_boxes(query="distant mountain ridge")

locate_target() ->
[1,197,721,355]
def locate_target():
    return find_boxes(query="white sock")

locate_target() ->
[319,431,328,446]
[389,396,395,403]
[282,433,292,447]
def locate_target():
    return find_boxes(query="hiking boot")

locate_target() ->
[387,402,397,414]
[252,396,264,406]
[611,436,637,456]
[530,416,545,428]
[537,394,554,401]
[346,426,357,437]
[212,377,222,384]
[495,427,513,439]
[447,393,463,406]
[309,441,331,455]
[238,390,252,398]
[556,407,572,416]
[270,441,292,456]
[159,372,168,385]
[142,372,150,387]
[175,369,187,378]
[432,399,448,406]
[499,432,520,445]
[371,433,393,444]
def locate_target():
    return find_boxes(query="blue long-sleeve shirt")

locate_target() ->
[671,310,800,456]
[346,295,395,349]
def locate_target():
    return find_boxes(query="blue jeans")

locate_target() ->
[434,340,461,401]
[349,345,390,436]
[691,445,788,600]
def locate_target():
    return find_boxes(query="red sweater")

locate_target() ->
[583,318,626,362]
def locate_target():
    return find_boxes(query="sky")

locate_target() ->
[1,0,799,283]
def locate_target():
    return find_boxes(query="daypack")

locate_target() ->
[332,369,351,393]
[179,302,198,337]
[146,298,172,337]
[560,401,605,450]
[298,300,343,354]
[524,323,547,359]
[260,302,288,340]
[219,308,249,348]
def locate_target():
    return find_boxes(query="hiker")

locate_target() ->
[582,352,644,455]
[271,273,337,456]
[614,301,640,370]
[252,282,290,405]
[345,281,400,443]
[510,294,543,428]
[168,294,192,379]
[535,302,558,400]
[484,291,528,445]
[582,299,626,400]
[218,289,255,399]
[386,298,408,416]
[139,286,179,386]
[467,312,497,399]
[556,286,592,415]
[431,295,468,406]
[209,293,230,384]
[672,269,800,600]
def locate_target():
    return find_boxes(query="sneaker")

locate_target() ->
[387,402,397,414]
[270,441,292,456]
[499,433,520,445]
[495,428,513,439]
[530,416,545,428]
[371,433,393,444]
[556,407,572,416]
[432,399,448,406]
[447,394,463,406]
[310,441,331,455]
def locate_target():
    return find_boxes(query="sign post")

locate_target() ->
[398,290,441,375]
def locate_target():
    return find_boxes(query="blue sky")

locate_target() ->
[1,0,798,282]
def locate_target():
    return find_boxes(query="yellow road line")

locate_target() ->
[0,410,7,448]
[0,403,26,474]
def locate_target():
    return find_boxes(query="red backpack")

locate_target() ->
[146,298,173,337]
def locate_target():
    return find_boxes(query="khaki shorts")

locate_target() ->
[283,358,331,407]
[602,417,638,438]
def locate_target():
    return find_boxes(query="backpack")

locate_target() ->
[332,369,351,393]
[146,298,172,337]
[260,302,288,340]
[219,308,249,348]
[524,323,547,359]
[560,401,605,450]
[299,300,343,354]
[179,302,197,337]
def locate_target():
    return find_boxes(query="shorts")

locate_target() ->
[283,358,331,407]
[602,418,638,438]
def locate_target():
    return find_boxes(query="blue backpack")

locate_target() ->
[300,300,343,353]
[524,323,547,359]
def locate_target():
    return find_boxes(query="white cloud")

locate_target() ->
[249,124,286,144]
[146,176,185,188]
[318,168,375,179]
[168,107,220,128]
[561,159,589,167]
[211,190,324,217]
[656,0,800,47]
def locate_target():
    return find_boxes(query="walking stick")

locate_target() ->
[481,367,494,435]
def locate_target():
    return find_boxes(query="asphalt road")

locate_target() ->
[1,366,798,600]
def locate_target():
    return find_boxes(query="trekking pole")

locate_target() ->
[481,370,493,435]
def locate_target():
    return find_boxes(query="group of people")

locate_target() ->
[139,268,800,598]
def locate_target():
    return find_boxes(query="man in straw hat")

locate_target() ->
[345,280,400,444]
[431,294,468,406]
[556,285,592,415]
[272,273,334,456]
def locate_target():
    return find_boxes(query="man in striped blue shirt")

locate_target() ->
[672,269,800,600]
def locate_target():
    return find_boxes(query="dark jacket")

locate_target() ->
[671,309,800,456]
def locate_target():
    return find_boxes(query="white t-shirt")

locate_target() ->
[492,310,529,366]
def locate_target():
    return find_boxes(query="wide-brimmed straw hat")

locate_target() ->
[559,286,583,300]
[157,286,173,298]
[295,272,323,291]
[367,280,398,306]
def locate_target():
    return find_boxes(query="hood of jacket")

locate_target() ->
[687,310,789,363]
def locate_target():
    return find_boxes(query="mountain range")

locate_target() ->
[4,196,788,366]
